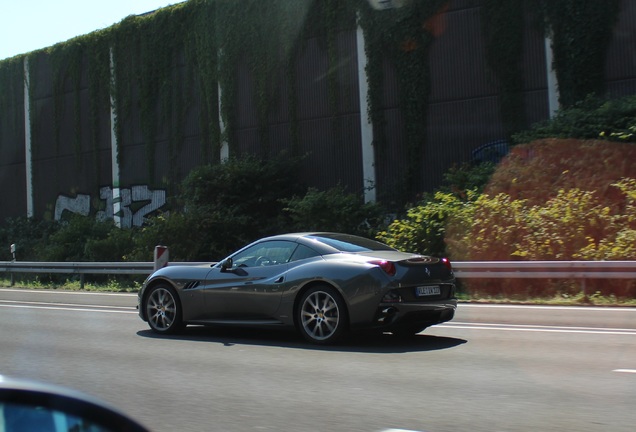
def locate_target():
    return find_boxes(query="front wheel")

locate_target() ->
[144,285,183,334]
[297,285,347,345]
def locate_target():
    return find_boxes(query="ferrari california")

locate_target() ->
[138,232,456,344]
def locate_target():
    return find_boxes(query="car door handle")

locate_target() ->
[275,276,284,283]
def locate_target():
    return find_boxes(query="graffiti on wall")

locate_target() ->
[54,185,167,228]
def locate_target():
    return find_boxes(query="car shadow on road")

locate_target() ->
[136,326,467,354]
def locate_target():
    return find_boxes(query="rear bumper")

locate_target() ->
[370,299,457,330]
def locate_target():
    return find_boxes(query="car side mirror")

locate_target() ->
[220,257,233,272]
[0,375,149,432]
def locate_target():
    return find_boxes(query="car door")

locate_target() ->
[201,241,297,320]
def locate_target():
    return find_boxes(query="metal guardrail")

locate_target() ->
[1,260,635,291]
[0,262,155,275]
[451,261,636,296]
[0,261,211,289]
[451,261,636,279]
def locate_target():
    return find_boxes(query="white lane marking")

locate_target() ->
[613,369,636,374]
[381,429,423,432]
[438,323,636,335]
[0,303,137,314]
[0,288,137,297]
[460,303,636,312]
[445,321,636,332]
[0,299,133,310]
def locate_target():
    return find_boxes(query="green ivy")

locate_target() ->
[481,0,621,136]
[358,0,448,198]
[183,0,220,162]
[111,4,192,181]
[481,0,526,138]
[0,56,24,145]
[1,0,623,204]
[1,0,454,200]
[50,39,84,167]
[534,0,621,108]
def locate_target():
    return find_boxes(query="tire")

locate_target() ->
[297,285,347,345]
[144,285,183,334]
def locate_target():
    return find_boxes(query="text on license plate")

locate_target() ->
[416,285,441,296]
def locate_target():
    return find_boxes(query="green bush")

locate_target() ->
[446,192,527,261]
[375,162,493,257]
[127,212,215,262]
[439,161,496,195]
[602,125,636,142]
[377,190,478,257]
[283,186,384,238]
[176,154,306,258]
[84,224,135,261]
[450,180,636,262]
[0,217,57,261]
[38,215,125,262]
[446,181,636,297]
[575,178,636,260]
[512,94,636,144]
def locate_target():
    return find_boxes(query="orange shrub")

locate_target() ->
[485,139,636,208]
[446,140,636,298]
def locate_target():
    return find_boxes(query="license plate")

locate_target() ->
[416,285,441,297]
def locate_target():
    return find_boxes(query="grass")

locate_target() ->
[0,277,142,293]
[456,291,636,307]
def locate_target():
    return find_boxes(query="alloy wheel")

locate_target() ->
[300,289,341,342]
[146,286,179,332]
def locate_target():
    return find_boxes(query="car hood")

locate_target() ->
[148,263,214,281]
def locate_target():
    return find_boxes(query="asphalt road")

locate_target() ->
[1,288,635,432]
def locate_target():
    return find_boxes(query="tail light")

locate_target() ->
[369,260,396,276]
[441,257,452,271]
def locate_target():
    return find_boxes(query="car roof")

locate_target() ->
[256,232,395,254]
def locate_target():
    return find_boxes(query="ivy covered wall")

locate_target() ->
[0,56,26,219]
[0,0,632,221]
[535,0,621,108]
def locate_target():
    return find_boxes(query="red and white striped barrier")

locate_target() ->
[153,246,169,271]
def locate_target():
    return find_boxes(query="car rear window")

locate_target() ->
[306,234,395,253]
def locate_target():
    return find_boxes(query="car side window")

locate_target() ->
[289,244,320,262]
[231,241,297,267]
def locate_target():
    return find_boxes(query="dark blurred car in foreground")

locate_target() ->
[0,375,149,431]
[139,232,456,344]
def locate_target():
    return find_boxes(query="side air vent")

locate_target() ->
[183,281,201,290]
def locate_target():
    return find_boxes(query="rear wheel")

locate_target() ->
[144,285,183,334]
[297,285,347,345]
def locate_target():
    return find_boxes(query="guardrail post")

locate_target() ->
[154,246,169,271]
[10,243,16,286]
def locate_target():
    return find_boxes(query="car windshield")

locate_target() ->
[306,234,396,253]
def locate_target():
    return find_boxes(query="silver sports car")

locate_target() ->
[138,232,457,344]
